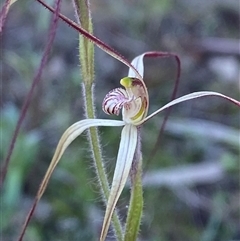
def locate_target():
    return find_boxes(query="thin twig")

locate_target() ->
[0,0,11,33]
[143,52,181,172]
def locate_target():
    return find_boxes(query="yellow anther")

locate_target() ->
[120,77,133,88]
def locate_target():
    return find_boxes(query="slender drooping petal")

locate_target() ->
[38,119,125,198]
[100,124,138,241]
[20,119,125,240]
[140,91,240,124]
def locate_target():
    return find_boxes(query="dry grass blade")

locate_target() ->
[0,0,15,33]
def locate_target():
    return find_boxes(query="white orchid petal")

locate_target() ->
[38,119,125,199]
[141,91,240,124]
[20,118,125,240]
[100,124,138,241]
[128,54,145,78]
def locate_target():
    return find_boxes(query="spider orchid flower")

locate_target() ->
[21,52,240,241]
[99,53,240,240]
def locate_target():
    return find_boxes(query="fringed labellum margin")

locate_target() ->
[102,77,149,125]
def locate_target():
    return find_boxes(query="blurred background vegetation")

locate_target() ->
[1,0,239,240]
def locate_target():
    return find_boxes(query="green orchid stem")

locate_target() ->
[82,84,110,198]
[73,0,123,239]
[124,128,143,241]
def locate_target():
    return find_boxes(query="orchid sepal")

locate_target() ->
[21,119,125,223]
[139,91,240,125]
[100,124,138,241]
[40,119,125,197]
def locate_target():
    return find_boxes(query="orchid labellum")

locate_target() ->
[103,77,148,124]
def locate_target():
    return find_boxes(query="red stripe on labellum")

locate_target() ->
[102,88,129,115]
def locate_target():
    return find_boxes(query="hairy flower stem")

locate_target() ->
[124,128,143,241]
[73,0,123,239]
[83,76,123,241]
[82,84,109,199]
